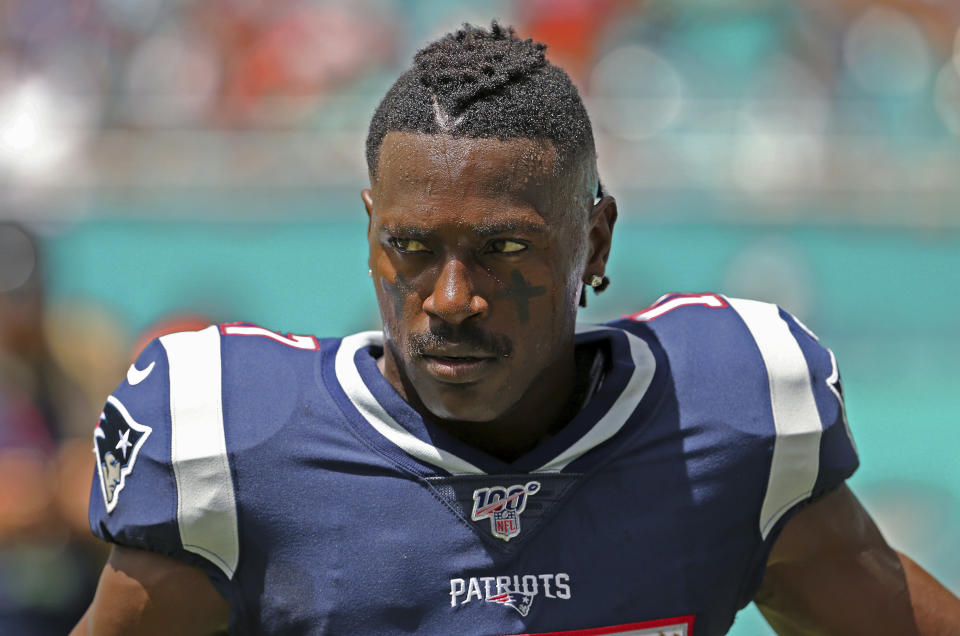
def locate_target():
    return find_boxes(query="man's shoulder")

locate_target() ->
[605,293,858,536]
[213,321,327,383]
[601,292,846,440]
[215,321,326,353]
[92,322,336,509]
[148,322,345,442]
[604,292,757,369]
[111,323,332,428]
[133,322,330,374]
[607,292,826,365]
[611,291,782,336]
[89,323,345,581]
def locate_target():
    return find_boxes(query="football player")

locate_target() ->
[73,23,960,635]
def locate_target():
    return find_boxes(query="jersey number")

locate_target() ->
[219,323,319,350]
[625,293,727,322]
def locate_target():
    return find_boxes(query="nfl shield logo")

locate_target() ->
[493,508,520,539]
[471,481,540,541]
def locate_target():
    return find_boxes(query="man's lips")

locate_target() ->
[419,344,497,359]
[418,351,498,384]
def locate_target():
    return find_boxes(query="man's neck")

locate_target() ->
[377,342,606,463]
[429,350,576,462]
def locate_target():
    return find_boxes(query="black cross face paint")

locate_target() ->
[497,269,545,322]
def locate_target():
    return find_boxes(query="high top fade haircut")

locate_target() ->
[365,22,599,195]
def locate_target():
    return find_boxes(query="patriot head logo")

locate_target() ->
[487,590,536,617]
[471,481,540,541]
[94,395,152,513]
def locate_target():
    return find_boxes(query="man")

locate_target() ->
[74,23,959,635]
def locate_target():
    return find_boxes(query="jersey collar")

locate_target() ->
[329,324,661,476]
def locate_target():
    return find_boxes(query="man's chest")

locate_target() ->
[232,458,761,636]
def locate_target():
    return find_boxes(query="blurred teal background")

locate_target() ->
[3,0,960,632]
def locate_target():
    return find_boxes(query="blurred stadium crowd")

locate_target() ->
[2,0,960,212]
[1,0,959,633]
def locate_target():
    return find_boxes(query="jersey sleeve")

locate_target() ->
[616,294,860,609]
[725,299,860,607]
[88,327,241,593]
[779,307,859,503]
[721,298,859,542]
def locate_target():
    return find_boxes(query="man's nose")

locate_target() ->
[422,257,488,324]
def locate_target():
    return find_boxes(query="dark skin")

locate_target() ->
[379,272,413,322]
[72,132,960,635]
[363,131,613,459]
[757,484,960,635]
[71,545,230,635]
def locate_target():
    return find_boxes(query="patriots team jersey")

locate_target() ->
[89,293,858,635]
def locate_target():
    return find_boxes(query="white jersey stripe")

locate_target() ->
[160,326,240,578]
[727,298,824,539]
[337,328,655,476]
[534,325,656,473]
[634,293,725,321]
[335,332,485,475]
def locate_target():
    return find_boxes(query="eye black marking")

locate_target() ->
[496,269,545,322]
[380,273,414,319]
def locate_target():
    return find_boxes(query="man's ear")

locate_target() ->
[361,189,374,233]
[585,195,617,279]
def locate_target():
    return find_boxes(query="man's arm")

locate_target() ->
[756,484,960,635]
[70,545,230,636]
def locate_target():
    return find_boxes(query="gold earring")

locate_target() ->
[589,275,603,288]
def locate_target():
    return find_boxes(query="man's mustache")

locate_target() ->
[407,324,513,358]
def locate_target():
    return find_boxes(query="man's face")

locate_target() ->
[364,131,609,423]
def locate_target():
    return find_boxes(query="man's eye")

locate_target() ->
[390,238,430,253]
[489,239,528,254]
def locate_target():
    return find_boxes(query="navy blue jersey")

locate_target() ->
[89,294,858,635]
